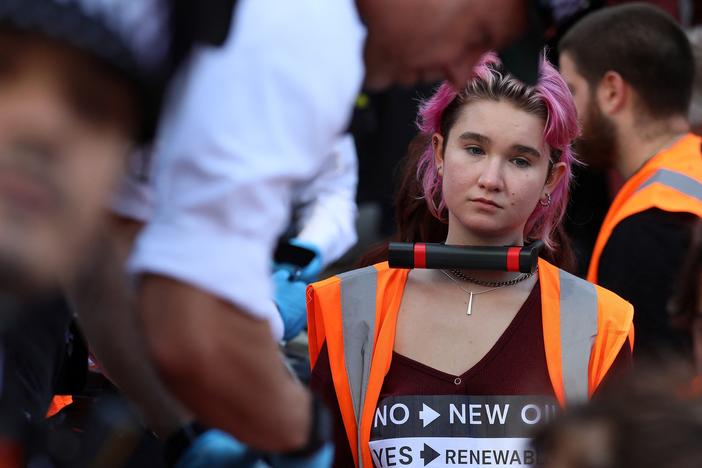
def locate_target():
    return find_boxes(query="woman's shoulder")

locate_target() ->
[591,281,635,317]
[309,261,410,291]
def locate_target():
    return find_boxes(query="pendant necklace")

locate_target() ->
[440,268,536,315]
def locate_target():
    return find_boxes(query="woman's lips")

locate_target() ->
[470,197,502,209]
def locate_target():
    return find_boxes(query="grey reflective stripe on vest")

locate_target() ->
[637,169,702,202]
[338,266,378,468]
[558,269,599,405]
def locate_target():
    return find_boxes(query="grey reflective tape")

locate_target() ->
[338,266,378,467]
[558,270,599,405]
[637,169,702,202]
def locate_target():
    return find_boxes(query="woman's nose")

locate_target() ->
[477,157,504,191]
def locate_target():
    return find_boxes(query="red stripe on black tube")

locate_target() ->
[506,247,521,272]
[414,243,427,268]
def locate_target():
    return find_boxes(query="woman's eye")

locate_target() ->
[511,157,531,168]
[465,146,484,156]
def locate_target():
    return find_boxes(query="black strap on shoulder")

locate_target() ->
[170,1,238,66]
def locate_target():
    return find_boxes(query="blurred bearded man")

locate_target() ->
[0,1,175,462]
[559,3,701,358]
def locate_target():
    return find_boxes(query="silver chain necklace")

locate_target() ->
[441,268,536,316]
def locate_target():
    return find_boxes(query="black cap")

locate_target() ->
[0,0,175,141]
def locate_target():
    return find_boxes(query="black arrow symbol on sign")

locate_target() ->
[420,443,440,466]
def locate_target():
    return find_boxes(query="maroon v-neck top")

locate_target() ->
[309,282,632,467]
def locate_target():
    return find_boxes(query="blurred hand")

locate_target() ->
[267,443,334,468]
[272,269,308,341]
[174,430,260,468]
[175,430,334,468]
[277,239,323,283]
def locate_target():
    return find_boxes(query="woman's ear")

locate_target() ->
[544,161,567,194]
[432,133,445,176]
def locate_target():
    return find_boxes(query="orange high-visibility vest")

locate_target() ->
[587,133,702,284]
[46,395,72,418]
[307,259,634,468]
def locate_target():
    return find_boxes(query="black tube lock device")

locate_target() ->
[387,240,545,273]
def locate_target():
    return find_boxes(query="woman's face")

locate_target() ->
[434,99,565,244]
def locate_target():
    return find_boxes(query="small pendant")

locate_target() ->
[467,292,473,316]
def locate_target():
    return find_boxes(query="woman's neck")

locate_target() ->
[443,224,528,283]
[444,222,524,248]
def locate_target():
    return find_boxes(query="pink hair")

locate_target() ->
[415,52,580,253]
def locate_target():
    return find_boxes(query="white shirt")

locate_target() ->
[114,135,359,264]
[111,148,154,223]
[127,0,366,340]
[293,134,358,267]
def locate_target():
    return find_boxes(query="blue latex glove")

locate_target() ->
[272,269,308,341]
[174,430,261,468]
[267,442,334,468]
[284,238,323,283]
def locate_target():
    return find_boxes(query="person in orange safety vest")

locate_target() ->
[307,52,634,468]
[559,4,701,358]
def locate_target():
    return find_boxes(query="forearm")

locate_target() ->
[69,219,189,437]
[138,275,311,451]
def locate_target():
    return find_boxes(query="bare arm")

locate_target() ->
[68,215,189,437]
[138,275,311,451]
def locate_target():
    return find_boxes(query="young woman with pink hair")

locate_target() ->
[307,53,634,468]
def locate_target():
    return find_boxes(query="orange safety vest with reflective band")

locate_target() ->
[46,395,72,418]
[587,133,702,284]
[307,259,634,468]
